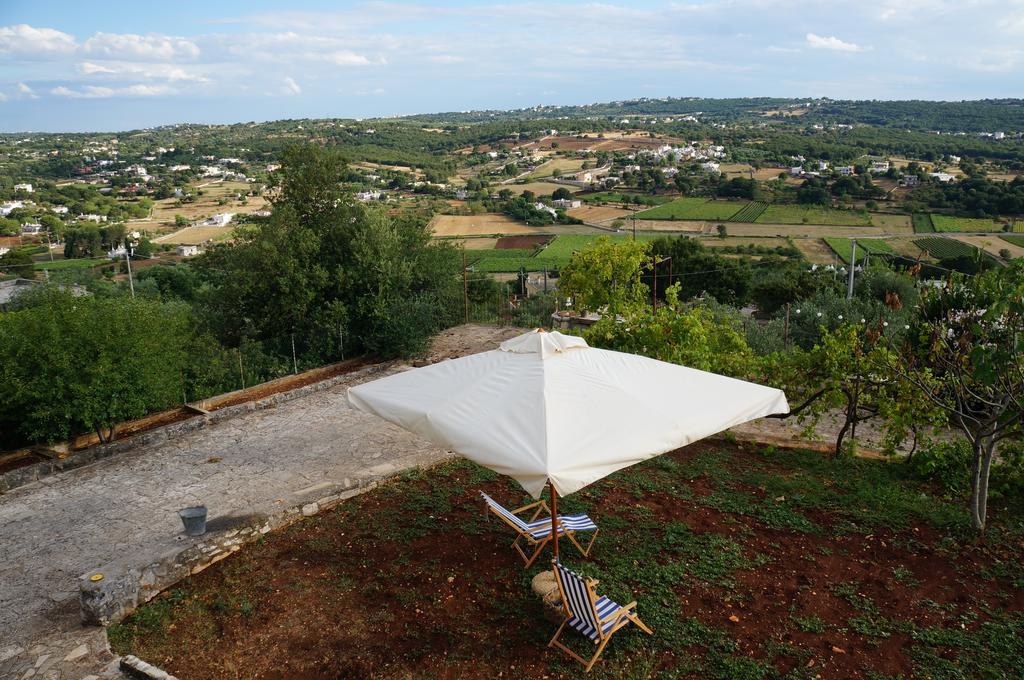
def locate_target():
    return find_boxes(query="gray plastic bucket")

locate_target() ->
[178,506,208,536]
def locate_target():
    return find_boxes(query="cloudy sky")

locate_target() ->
[1,0,1022,132]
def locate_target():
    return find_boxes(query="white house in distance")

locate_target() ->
[194,212,234,227]
[176,245,201,257]
[533,202,558,217]
[552,198,582,210]
[21,222,42,234]
[14,183,33,193]
[355,191,382,202]
[51,206,69,214]
[929,172,957,183]
[701,161,721,173]
[1,200,24,216]
[870,160,891,173]
[835,166,855,176]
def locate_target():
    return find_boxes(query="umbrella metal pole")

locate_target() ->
[550,480,559,560]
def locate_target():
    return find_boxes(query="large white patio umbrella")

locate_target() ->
[348,329,788,556]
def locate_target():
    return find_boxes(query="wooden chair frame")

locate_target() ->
[548,561,653,672]
[483,497,599,569]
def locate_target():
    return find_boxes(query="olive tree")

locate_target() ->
[884,262,1024,532]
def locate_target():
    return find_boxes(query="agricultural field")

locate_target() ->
[867,213,913,233]
[156,226,235,245]
[930,215,1007,233]
[451,237,499,250]
[525,157,585,179]
[634,198,745,221]
[429,214,537,237]
[565,205,633,224]
[793,238,838,264]
[954,235,1024,260]
[723,223,887,238]
[824,238,895,265]
[631,219,706,233]
[502,182,576,196]
[913,237,978,259]
[911,214,936,233]
[755,205,873,226]
[32,258,102,272]
[729,201,769,223]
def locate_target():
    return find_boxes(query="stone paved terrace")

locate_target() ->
[0,325,523,679]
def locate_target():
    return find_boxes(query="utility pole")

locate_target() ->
[784,303,791,349]
[846,239,857,300]
[45,232,54,262]
[125,246,135,298]
[462,250,468,324]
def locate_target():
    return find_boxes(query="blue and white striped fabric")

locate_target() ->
[525,514,597,540]
[553,560,626,641]
[480,492,532,532]
[480,492,598,539]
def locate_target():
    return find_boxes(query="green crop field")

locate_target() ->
[911,214,935,233]
[1001,235,1024,247]
[729,201,769,222]
[913,237,977,259]
[930,215,1006,233]
[824,238,895,264]
[755,205,872,226]
[466,234,663,272]
[1012,221,1024,233]
[634,198,745,221]
[33,258,102,271]
[471,257,559,273]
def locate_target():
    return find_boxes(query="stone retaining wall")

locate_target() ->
[0,362,391,495]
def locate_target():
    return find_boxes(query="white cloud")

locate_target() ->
[282,76,301,95]
[83,32,200,61]
[17,82,39,99]
[806,33,862,52]
[50,84,176,98]
[327,50,372,65]
[0,24,76,56]
[77,61,211,82]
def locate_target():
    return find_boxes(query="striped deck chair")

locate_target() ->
[480,492,599,568]
[549,559,653,672]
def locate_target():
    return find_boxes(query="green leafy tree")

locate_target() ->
[0,290,190,445]
[0,248,35,279]
[587,285,756,377]
[884,262,1024,531]
[559,237,651,315]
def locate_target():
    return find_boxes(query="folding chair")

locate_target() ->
[549,559,653,672]
[480,492,599,568]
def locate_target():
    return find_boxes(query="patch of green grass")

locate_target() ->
[930,215,1006,233]
[824,237,895,264]
[912,213,936,233]
[1000,234,1024,248]
[756,205,873,226]
[793,615,828,633]
[33,258,101,271]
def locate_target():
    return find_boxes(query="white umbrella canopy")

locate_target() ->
[347,329,789,499]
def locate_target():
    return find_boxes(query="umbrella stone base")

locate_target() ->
[532,570,564,625]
